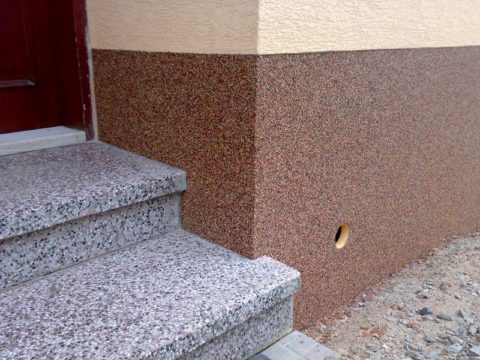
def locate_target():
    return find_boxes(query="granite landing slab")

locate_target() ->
[0,230,300,359]
[0,142,186,240]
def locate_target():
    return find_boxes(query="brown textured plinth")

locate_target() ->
[93,51,257,257]
[94,47,480,328]
[254,48,480,327]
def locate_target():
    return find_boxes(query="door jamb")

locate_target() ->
[72,0,95,140]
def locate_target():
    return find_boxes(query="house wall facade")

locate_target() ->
[86,0,480,327]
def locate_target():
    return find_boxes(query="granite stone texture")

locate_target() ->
[0,142,186,240]
[94,50,257,257]
[93,47,480,327]
[0,230,300,359]
[184,298,292,360]
[0,194,180,289]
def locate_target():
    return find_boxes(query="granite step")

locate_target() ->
[0,230,300,360]
[0,142,186,289]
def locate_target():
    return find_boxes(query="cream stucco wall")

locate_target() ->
[86,0,258,54]
[257,0,480,54]
[87,0,480,54]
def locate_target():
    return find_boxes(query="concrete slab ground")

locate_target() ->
[251,331,340,360]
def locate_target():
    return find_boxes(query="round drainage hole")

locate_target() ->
[335,223,350,249]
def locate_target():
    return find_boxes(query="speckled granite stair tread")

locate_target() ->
[0,142,186,240]
[0,229,300,359]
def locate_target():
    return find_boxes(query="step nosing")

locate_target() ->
[0,142,187,240]
[0,173,185,240]
[156,279,296,355]
[154,275,299,357]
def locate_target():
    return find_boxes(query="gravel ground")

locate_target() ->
[305,233,480,360]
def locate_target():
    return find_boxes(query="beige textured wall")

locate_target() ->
[87,0,480,54]
[86,0,258,54]
[257,0,480,53]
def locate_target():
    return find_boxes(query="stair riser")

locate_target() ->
[0,194,181,289]
[183,297,293,360]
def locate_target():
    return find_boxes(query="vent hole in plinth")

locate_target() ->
[335,223,349,249]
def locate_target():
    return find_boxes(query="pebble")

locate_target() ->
[418,307,433,316]
[405,341,423,352]
[457,309,475,324]
[469,325,478,336]
[362,294,372,302]
[446,344,463,353]
[421,314,434,321]
[457,327,468,338]
[447,335,462,345]
[436,313,453,321]
[424,334,436,343]
[470,346,480,356]
[438,334,451,344]
[405,350,424,360]
[370,352,382,360]
[426,352,440,360]
[366,342,381,352]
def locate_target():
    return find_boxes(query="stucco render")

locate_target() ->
[257,0,480,53]
[94,47,480,327]
[86,0,258,54]
[86,0,480,54]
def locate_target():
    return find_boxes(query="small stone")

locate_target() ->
[418,307,433,316]
[454,294,462,299]
[370,352,382,360]
[405,341,423,352]
[457,309,475,324]
[446,344,462,353]
[405,350,424,360]
[367,342,381,352]
[362,293,372,302]
[447,335,462,345]
[437,313,453,321]
[456,327,467,337]
[470,346,480,356]
[426,352,440,360]
[424,334,436,343]
[422,314,434,321]
[469,325,478,336]
[438,334,450,344]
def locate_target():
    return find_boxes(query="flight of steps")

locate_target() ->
[0,142,300,359]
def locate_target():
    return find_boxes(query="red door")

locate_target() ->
[0,0,89,134]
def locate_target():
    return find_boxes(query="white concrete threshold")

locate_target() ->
[0,126,86,156]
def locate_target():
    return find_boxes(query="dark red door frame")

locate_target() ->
[72,0,94,140]
[0,0,94,138]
